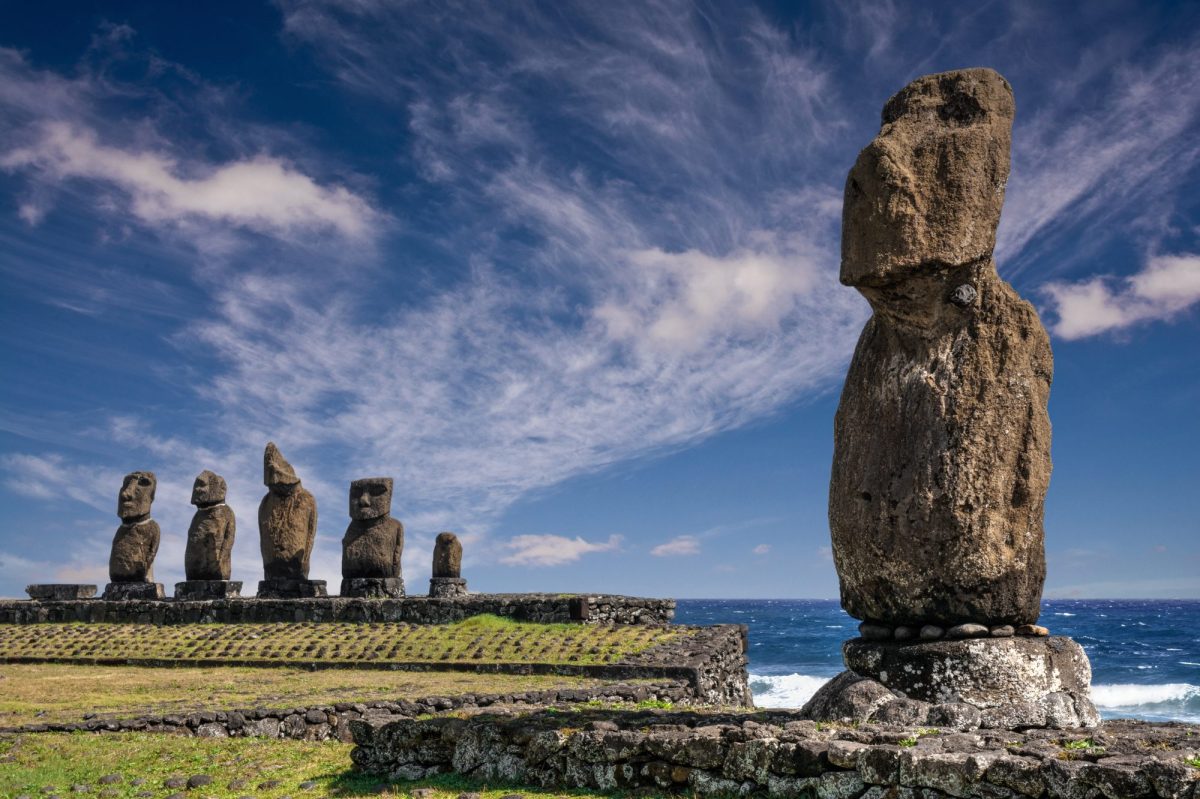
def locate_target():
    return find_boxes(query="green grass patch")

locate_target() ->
[1061,738,1096,751]
[0,616,680,668]
[0,663,633,727]
[1184,755,1200,769]
[0,733,651,799]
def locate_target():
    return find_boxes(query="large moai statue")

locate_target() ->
[175,470,242,600]
[103,471,165,600]
[804,68,1098,730]
[340,477,405,598]
[257,442,326,598]
[429,531,467,598]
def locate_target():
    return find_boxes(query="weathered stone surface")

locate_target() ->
[432,532,463,578]
[340,577,403,598]
[174,580,242,600]
[185,471,235,581]
[830,68,1050,628]
[429,577,468,598]
[26,584,96,600]
[256,578,326,599]
[109,472,160,582]
[340,479,403,586]
[102,581,164,600]
[802,636,1100,730]
[258,443,316,580]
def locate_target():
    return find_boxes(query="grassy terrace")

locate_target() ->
[0,664,632,727]
[0,615,681,667]
[0,733,644,799]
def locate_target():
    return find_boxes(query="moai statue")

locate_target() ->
[340,477,404,598]
[103,471,164,600]
[803,68,1098,730]
[429,532,467,597]
[175,470,241,600]
[257,442,325,598]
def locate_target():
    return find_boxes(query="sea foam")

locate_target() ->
[749,673,832,708]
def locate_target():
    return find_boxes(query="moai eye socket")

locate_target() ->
[351,486,364,498]
[369,485,386,496]
[138,477,152,487]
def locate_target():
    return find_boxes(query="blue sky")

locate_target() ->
[0,0,1197,600]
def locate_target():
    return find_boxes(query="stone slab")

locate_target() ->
[802,636,1099,730]
[340,577,403,599]
[174,580,242,600]
[257,578,327,599]
[26,584,97,601]
[102,582,165,601]
[428,577,467,598]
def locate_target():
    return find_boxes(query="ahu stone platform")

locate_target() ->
[350,709,1200,799]
[0,593,675,626]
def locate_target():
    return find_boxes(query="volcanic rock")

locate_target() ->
[108,471,160,582]
[432,532,462,578]
[830,67,1051,628]
[185,470,236,581]
[258,443,317,580]
[341,477,404,580]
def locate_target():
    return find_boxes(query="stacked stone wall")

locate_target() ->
[349,709,1200,798]
[0,593,674,626]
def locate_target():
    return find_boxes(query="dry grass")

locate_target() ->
[0,615,681,667]
[0,663,627,726]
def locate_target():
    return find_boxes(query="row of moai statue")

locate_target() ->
[26,442,467,602]
[800,67,1099,730]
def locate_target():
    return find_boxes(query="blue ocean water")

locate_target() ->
[674,599,1200,723]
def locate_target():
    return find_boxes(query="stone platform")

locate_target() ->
[802,636,1099,730]
[25,584,96,601]
[0,593,675,626]
[350,710,1200,798]
[174,580,242,600]
[256,578,327,599]
[102,582,164,600]
[341,577,403,598]
[428,577,468,597]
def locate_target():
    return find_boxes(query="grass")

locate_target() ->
[0,733,653,799]
[0,616,681,668]
[1184,755,1200,769]
[0,663,631,727]
[1061,738,1096,751]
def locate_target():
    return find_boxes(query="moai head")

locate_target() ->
[349,477,393,521]
[263,442,300,493]
[117,471,156,521]
[840,68,1014,294]
[432,531,462,578]
[191,470,227,507]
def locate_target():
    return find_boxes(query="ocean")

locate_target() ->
[673,598,1200,723]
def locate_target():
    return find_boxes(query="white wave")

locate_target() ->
[1092,683,1200,709]
[749,673,831,708]
[1054,612,1076,616]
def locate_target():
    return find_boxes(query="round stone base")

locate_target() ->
[340,577,404,598]
[102,582,165,601]
[174,580,242,600]
[256,579,327,599]
[428,577,468,598]
[26,584,97,601]
[801,635,1099,730]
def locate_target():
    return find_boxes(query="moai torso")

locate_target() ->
[185,470,236,581]
[432,532,462,578]
[829,68,1051,629]
[258,443,317,580]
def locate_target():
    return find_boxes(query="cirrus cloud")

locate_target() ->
[500,534,624,567]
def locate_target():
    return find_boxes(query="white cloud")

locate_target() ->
[651,535,700,557]
[499,534,623,567]
[1043,253,1200,339]
[2,122,378,240]
[753,544,771,555]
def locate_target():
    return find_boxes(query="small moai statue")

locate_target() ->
[340,477,404,598]
[103,471,164,600]
[429,532,467,597]
[257,442,325,598]
[175,470,241,600]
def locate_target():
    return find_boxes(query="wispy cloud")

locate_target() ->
[1043,253,1200,339]
[651,535,701,557]
[500,534,623,567]
[753,544,771,555]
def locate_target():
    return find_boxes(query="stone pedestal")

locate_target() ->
[256,578,327,599]
[174,580,242,600]
[102,582,165,601]
[428,577,467,598]
[802,636,1099,730]
[341,577,404,598]
[26,584,97,601]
